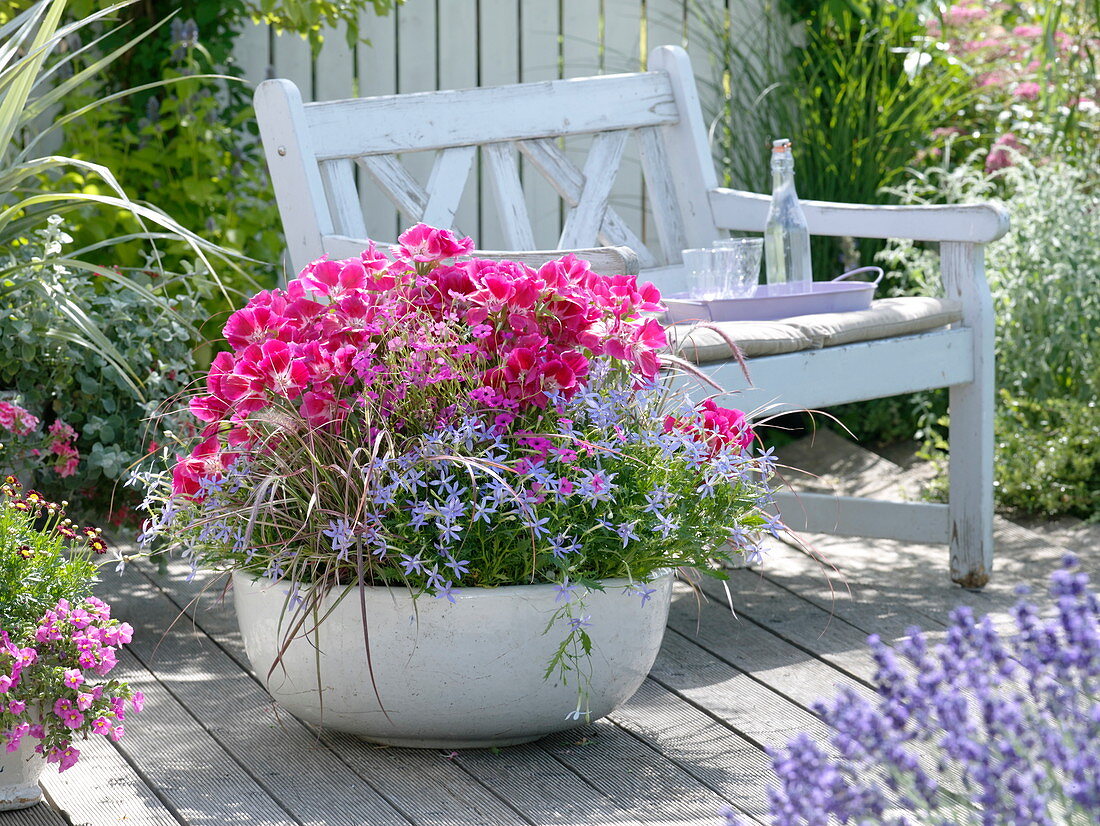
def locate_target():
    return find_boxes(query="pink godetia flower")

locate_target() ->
[1013,25,1044,38]
[393,223,475,264]
[666,399,756,455]
[986,132,1024,172]
[171,435,237,498]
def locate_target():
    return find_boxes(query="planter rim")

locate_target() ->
[231,567,675,599]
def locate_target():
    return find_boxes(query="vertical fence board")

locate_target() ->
[394,1,438,241]
[477,0,521,250]
[234,21,271,87]
[357,8,399,241]
[560,0,602,249]
[438,1,481,241]
[646,0,688,54]
[314,25,356,101]
[243,1,729,255]
[602,0,645,249]
[271,29,313,100]
[520,0,563,248]
[645,0,689,246]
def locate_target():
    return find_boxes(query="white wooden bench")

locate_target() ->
[254,45,1009,587]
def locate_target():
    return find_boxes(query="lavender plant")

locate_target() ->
[721,555,1100,826]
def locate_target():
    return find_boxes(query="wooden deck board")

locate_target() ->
[5,804,69,826]
[29,433,1091,825]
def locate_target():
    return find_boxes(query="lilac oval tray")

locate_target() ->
[664,268,883,324]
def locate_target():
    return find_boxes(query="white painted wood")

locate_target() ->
[395,1,437,241]
[422,146,477,231]
[772,492,951,545]
[234,21,270,87]
[518,138,657,267]
[304,73,679,159]
[637,125,687,264]
[709,188,1012,243]
[437,1,480,241]
[942,242,996,587]
[483,142,537,250]
[562,0,602,78]
[356,6,398,240]
[559,130,630,249]
[313,24,355,101]
[320,158,368,238]
[254,79,334,274]
[356,154,428,223]
[520,0,565,248]
[478,0,521,249]
[647,45,721,253]
[602,0,646,254]
[271,28,312,100]
[673,328,975,415]
[645,0,687,60]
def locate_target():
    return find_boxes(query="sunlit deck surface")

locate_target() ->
[22,434,1091,826]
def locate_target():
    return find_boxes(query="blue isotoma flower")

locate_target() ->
[722,554,1100,825]
[548,534,581,560]
[553,579,578,604]
[322,518,355,553]
[628,583,659,606]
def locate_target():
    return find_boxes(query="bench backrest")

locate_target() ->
[255,45,722,281]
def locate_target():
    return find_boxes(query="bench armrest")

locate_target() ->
[709,188,1010,244]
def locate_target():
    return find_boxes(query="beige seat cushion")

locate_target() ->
[666,319,815,363]
[784,297,963,348]
[665,297,964,365]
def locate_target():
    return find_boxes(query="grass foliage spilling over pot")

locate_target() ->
[138,225,781,710]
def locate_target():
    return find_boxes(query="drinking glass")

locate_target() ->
[683,239,763,300]
[714,237,764,296]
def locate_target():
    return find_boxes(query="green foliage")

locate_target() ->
[0,481,99,640]
[695,0,971,281]
[1,1,239,394]
[881,152,1099,402]
[1,217,205,524]
[59,18,283,303]
[245,0,402,52]
[991,393,1100,520]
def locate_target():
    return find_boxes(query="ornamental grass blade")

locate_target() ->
[0,0,64,161]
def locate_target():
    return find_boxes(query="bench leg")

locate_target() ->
[943,242,995,588]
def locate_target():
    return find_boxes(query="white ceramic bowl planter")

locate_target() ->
[233,570,674,748]
[0,739,45,812]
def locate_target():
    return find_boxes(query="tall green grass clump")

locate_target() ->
[693,0,970,282]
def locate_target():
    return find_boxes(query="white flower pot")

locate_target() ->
[233,569,674,748]
[0,739,44,812]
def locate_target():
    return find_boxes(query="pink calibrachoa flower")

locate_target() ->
[1,596,141,772]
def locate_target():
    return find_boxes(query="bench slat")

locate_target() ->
[304,73,678,158]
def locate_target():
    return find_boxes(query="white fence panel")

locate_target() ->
[234,0,761,254]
